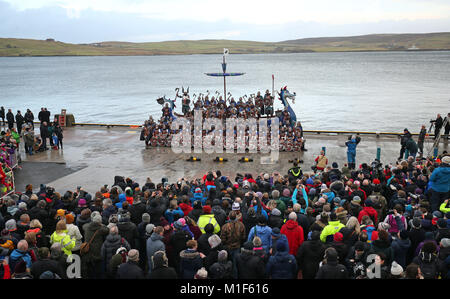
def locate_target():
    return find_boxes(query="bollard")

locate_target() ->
[376,148,381,161]
[433,147,438,158]
[322,147,326,155]
[404,149,409,159]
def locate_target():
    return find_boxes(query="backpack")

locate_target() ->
[388,214,405,233]
[418,252,438,279]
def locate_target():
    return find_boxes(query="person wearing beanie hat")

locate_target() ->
[194,267,208,279]
[146,225,165,273]
[141,213,151,224]
[440,238,450,248]
[268,208,283,229]
[316,247,348,279]
[148,250,178,279]
[146,223,155,235]
[266,237,297,279]
[208,234,222,249]
[116,249,145,279]
[247,214,273,255]
[235,241,266,279]
[391,230,411,268]
[81,212,109,278]
[64,213,82,252]
[390,261,404,278]
[435,218,450,243]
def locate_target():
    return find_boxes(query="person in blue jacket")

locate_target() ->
[247,215,273,254]
[266,240,297,279]
[429,156,450,212]
[345,135,361,170]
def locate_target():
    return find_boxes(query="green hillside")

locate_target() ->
[1,33,450,57]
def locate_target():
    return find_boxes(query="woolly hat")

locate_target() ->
[373,179,381,185]
[276,240,287,252]
[414,210,423,218]
[14,260,27,274]
[195,187,202,193]
[65,214,74,224]
[146,224,155,234]
[18,202,27,210]
[232,202,240,211]
[203,205,212,214]
[437,218,447,228]
[208,234,221,249]
[282,189,291,197]
[412,218,422,229]
[351,196,361,204]
[56,209,65,217]
[441,238,450,248]
[442,155,450,164]
[391,261,403,276]
[218,250,228,262]
[333,232,344,242]
[271,208,281,217]
[243,241,254,251]
[332,162,338,168]
[433,211,443,218]
[142,213,151,223]
[194,267,208,279]
[160,218,169,227]
[92,214,102,224]
[271,227,281,238]
[127,249,139,262]
[173,219,183,230]
[5,219,16,231]
[40,271,58,279]
[78,199,87,206]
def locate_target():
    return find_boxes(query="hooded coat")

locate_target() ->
[146,233,166,270]
[281,220,304,256]
[296,239,326,279]
[266,245,297,279]
[236,248,266,279]
[101,233,131,272]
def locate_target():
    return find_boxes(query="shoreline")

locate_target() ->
[1,49,450,58]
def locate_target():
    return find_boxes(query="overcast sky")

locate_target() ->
[1,0,450,43]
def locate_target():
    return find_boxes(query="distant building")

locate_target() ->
[46,38,55,42]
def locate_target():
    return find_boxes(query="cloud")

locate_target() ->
[4,0,450,25]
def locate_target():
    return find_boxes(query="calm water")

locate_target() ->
[1,51,449,132]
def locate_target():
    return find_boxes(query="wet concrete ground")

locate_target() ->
[14,126,449,195]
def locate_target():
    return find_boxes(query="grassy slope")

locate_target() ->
[1,33,450,56]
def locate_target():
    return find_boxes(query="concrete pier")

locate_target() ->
[14,126,449,195]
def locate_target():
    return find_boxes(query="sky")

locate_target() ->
[1,0,450,43]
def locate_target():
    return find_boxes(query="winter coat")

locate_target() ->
[128,202,147,226]
[164,208,184,224]
[169,230,192,268]
[197,232,214,256]
[197,214,220,234]
[236,249,266,279]
[30,258,64,279]
[66,223,83,251]
[391,238,411,268]
[320,220,345,243]
[429,165,450,193]
[266,250,297,279]
[358,207,378,225]
[247,225,273,254]
[50,231,75,257]
[281,220,304,256]
[101,234,131,272]
[148,265,178,279]
[82,221,109,262]
[315,260,348,279]
[116,261,145,279]
[220,220,246,251]
[146,233,165,270]
[209,260,233,279]
[179,249,204,279]
[117,221,139,249]
[370,239,394,266]
[296,240,326,279]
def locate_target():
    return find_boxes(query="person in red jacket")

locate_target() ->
[281,212,304,256]
[357,198,378,225]
[179,196,193,216]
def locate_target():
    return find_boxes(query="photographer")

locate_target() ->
[345,135,361,170]
[399,128,412,160]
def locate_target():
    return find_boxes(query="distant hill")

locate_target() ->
[1,32,450,56]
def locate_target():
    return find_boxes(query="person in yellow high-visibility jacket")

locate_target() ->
[50,220,76,257]
[197,205,220,234]
[320,213,345,243]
